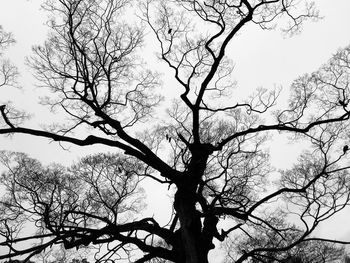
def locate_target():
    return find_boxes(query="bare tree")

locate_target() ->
[1,0,350,263]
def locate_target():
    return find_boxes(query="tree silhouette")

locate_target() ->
[1,0,350,263]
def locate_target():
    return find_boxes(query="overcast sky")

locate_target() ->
[1,0,350,164]
[1,0,350,261]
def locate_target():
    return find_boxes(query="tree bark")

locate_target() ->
[174,188,211,263]
[172,145,215,263]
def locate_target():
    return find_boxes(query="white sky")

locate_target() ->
[1,0,350,261]
[1,0,350,164]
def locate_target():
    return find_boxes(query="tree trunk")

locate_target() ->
[173,189,211,263]
[171,146,215,263]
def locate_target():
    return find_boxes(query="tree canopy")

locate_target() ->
[1,0,350,263]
